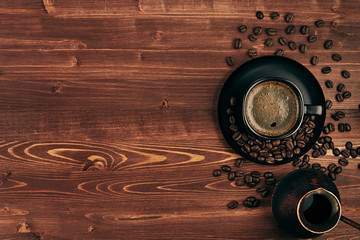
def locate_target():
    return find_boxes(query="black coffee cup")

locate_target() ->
[242,78,323,140]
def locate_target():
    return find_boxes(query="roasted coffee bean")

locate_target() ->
[329,141,335,149]
[229,115,236,124]
[358,163,360,169]
[270,11,280,20]
[335,111,345,119]
[324,40,333,49]
[226,108,234,115]
[341,150,350,158]
[228,172,236,181]
[345,141,353,150]
[313,143,320,150]
[264,172,274,178]
[253,26,263,35]
[320,167,327,173]
[323,126,330,134]
[221,165,231,172]
[248,34,257,42]
[305,127,313,134]
[256,186,267,193]
[246,196,256,203]
[237,139,246,146]
[315,19,325,27]
[235,178,245,186]
[345,123,351,132]
[274,49,284,56]
[244,174,253,183]
[238,25,247,33]
[285,25,296,34]
[244,144,251,153]
[349,149,357,158]
[328,163,337,172]
[312,163,321,170]
[264,38,274,46]
[308,121,316,128]
[213,169,221,177]
[265,178,276,185]
[266,157,275,164]
[328,123,335,132]
[294,148,301,155]
[252,177,261,184]
[243,200,253,208]
[328,172,336,181]
[342,91,351,99]
[286,150,294,159]
[288,41,297,50]
[357,147,360,155]
[250,171,261,178]
[325,80,334,88]
[247,182,257,188]
[338,123,345,132]
[300,25,309,35]
[300,162,310,169]
[266,28,277,36]
[226,56,235,66]
[335,94,344,103]
[325,100,333,109]
[338,158,349,166]
[234,38,242,49]
[284,13,294,22]
[232,131,242,141]
[248,140,254,146]
[337,83,345,92]
[248,49,258,57]
[310,56,319,66]
[293,158,303,167]
[297,140,306,148]
[228,200,239,209]
[341,70,351,79]
[299,44,307,53]
[334,166,342,174]
[229,124,238,132]
[321,66,332,74]
[286,140,294,150]
[273,140,281,147]
[312,150,320,158]
[261,189,270,198]
[318,137,325,143]
[325,136,332,143]
[256,11,264,19]
[278,37,287,46]
[308,35,317,43]
[234,170,244,178]
[250,145,260,152]
[333,148,341,156]
[253,199,261,207]
[319,147,327,155]
[265,142,273,149]
[332,53,342,62]
[259,149,268,157]
[249,152,258,159]
[303,155,310,163]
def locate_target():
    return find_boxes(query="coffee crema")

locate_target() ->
[245,81,300,137]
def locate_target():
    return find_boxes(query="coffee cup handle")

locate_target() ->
[304,105,323,115]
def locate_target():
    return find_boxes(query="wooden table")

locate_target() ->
[0,0,359,239]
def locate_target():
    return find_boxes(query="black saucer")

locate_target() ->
[218,56,326,165]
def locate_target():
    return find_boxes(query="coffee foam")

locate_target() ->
[245,81,299,137]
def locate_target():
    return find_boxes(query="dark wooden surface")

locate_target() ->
[0,0,359,239]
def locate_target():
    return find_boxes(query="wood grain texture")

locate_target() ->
[0,0,359,239]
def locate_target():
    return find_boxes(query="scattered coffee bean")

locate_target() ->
[357,147,360,155]
[253,26,263,35]
[342,91,351,99]
[299,44,307,53]
[250,171,261,178]
[325,80,334,88]
[335,111,345,119]
[230,97,236,106]
[325,100,333,109]
[235,158,244,167]
[332,53,342,62]
[324,40,333,49]
[244,174,253,183]
[293,158,303,167]
[334,166,342,174]
[235,178,245,186]
[315,19,325,27]
[256,186,267,193]
[234,38,242,49]
[335,94,344,103]
[274,49,284,56]
[320,167,327,173]
[226,56,235,66]
[333,148,340,156]
[329,142,335,149]
[288,41,297,50]
[338,123,345,132]
[266,28,277,36]
[324,136,332,143]
[338,158,349,166]
[341,70,351,79]
[318,137,325,144]
[307,35,317,43]
[261,189,270,198]
[312,163,321,170]
[264,172,273,178]
[266,156,275,164]
[252,177,260,184]
[345,123,351,132]
[303,155,310,163]
[337,84,345,92]
[228,200,239,209]
[350,149,357,158]
[321,66,332,74]
[300,25,309,35]
[310,56,319,66]
[243,200,253,208]
[265,178,276,185]
[270,12,280,20]
[248,34,257,42]
[323,126,330,134]
[256,11,264,19]
[284,13,294,23]
[285,25,296,34]
[345,141,353,150]
[319,147,327,155]
[226,108,234,115]
[221,165,231,172]
[278,37,287,46]
[232,132,242,141]
[228,172,236,181]
[328,172,336,181]
[229,116,236,124]
[328,163,337,172]
[328,123,335,132]
[312,150,320,158]
[247,182,257,188]
[235,170,244,178]
[341,150,350,158]
[238,25,247,33]
[248,49,258,57]
[264,38,274,46]
[213,169,221,177]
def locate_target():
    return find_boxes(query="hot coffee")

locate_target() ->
[245,80,300,137]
